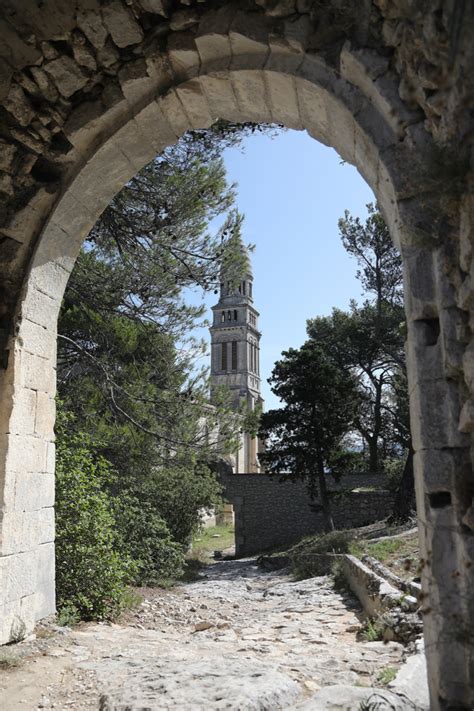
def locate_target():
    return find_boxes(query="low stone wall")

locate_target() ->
[220,473,394,557]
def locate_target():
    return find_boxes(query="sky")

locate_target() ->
[191,128,375,410]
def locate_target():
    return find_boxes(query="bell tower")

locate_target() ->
[209,233,263,473]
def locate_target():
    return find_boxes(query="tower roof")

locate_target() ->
[220,229,253,284]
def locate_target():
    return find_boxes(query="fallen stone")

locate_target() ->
[193,621,213,632]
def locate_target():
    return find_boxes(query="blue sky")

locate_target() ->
[192,128,375,410]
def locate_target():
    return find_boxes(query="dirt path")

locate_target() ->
[0,559,409,710]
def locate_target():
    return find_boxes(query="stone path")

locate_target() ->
[1,559,413,710]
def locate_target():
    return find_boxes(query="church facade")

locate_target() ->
[209,238,264,473]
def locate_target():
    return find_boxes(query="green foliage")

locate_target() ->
[288,530,354,578]
[362,617,384,642]
[259,341,359,529]
[141,464,222,547]
[352,537,405,563]
[377,666,398,685]
[55,409,134,621]
[307,204,408,476]
[0,652,21,669]
[191,523,235,561]
[330,559,349,591]
[113,492,184,586]
[384,458,405,492]
[56,602,81,627]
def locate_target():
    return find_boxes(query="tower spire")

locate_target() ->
[209,229,263,473]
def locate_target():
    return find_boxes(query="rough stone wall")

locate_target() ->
[0,2,472,708]
[221,473,394,557]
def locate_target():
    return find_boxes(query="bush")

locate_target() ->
[137,464,222,547]
[113,492,185,586]
[55,418,134,621]
[289,530,354,579]
[384,458,405,492]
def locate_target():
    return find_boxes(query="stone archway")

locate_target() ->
[0,3,472,708]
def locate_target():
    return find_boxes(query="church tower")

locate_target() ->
[209,233,263,473]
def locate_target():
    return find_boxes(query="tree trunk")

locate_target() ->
[388,446,415,523]
[317,458,335,532]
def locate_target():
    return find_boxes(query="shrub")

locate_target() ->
[146,464,222,546]
[113,492,185,586]
[289,530,354,579]
[384,458,405,492]
[55,418,134,621]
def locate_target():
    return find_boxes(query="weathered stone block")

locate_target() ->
[176,80,213,129]
[196,6,235,72]
[264,72,302,129]
[21,286,61,332]
[17,319,56,362]
[34,392,56,439]
[402,245,438,320]
[295,77,330,147]
[118,59,154,104]
[76,7,108,49]
[110,119,157,174]
[18,351,56,395]
[68,138,138,220]
[10,471,55,513]
[0,386,36,437]
[0,595,36,644]
[1,510,45,555]
[168,32,200,81]
[1,549,37,603]
[4,432,48,475]
[159,88,192,138]
[102,2,144,48]
[231,70,269,124]
[229,12,270,70]
[410,378,469,450]
[44,56,89,98]
[414,446,471,493]
[133,101,176,156]
[3,84,34,127]
[265,37,304,74]
[198,74,243,124]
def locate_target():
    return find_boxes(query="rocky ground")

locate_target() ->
[0,558,422,710]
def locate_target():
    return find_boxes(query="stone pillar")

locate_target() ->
[0,329,57,643]
[403,223,474,709]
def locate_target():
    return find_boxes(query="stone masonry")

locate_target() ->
[221,472,394,556]
[0,2,472,708]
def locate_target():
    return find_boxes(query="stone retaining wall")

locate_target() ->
[221,473,394,557]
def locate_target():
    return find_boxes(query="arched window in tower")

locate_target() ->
[234,310,238,321]
[231,341,237,371]
[227,310,231,321]
[221,311,225,322]
[249,341,254,373]
[221,342,227,371]
[249,282,253,299]
[242,281,246,295]
[256,346,260,375]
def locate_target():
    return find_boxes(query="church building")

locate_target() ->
[209,234,264,473]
